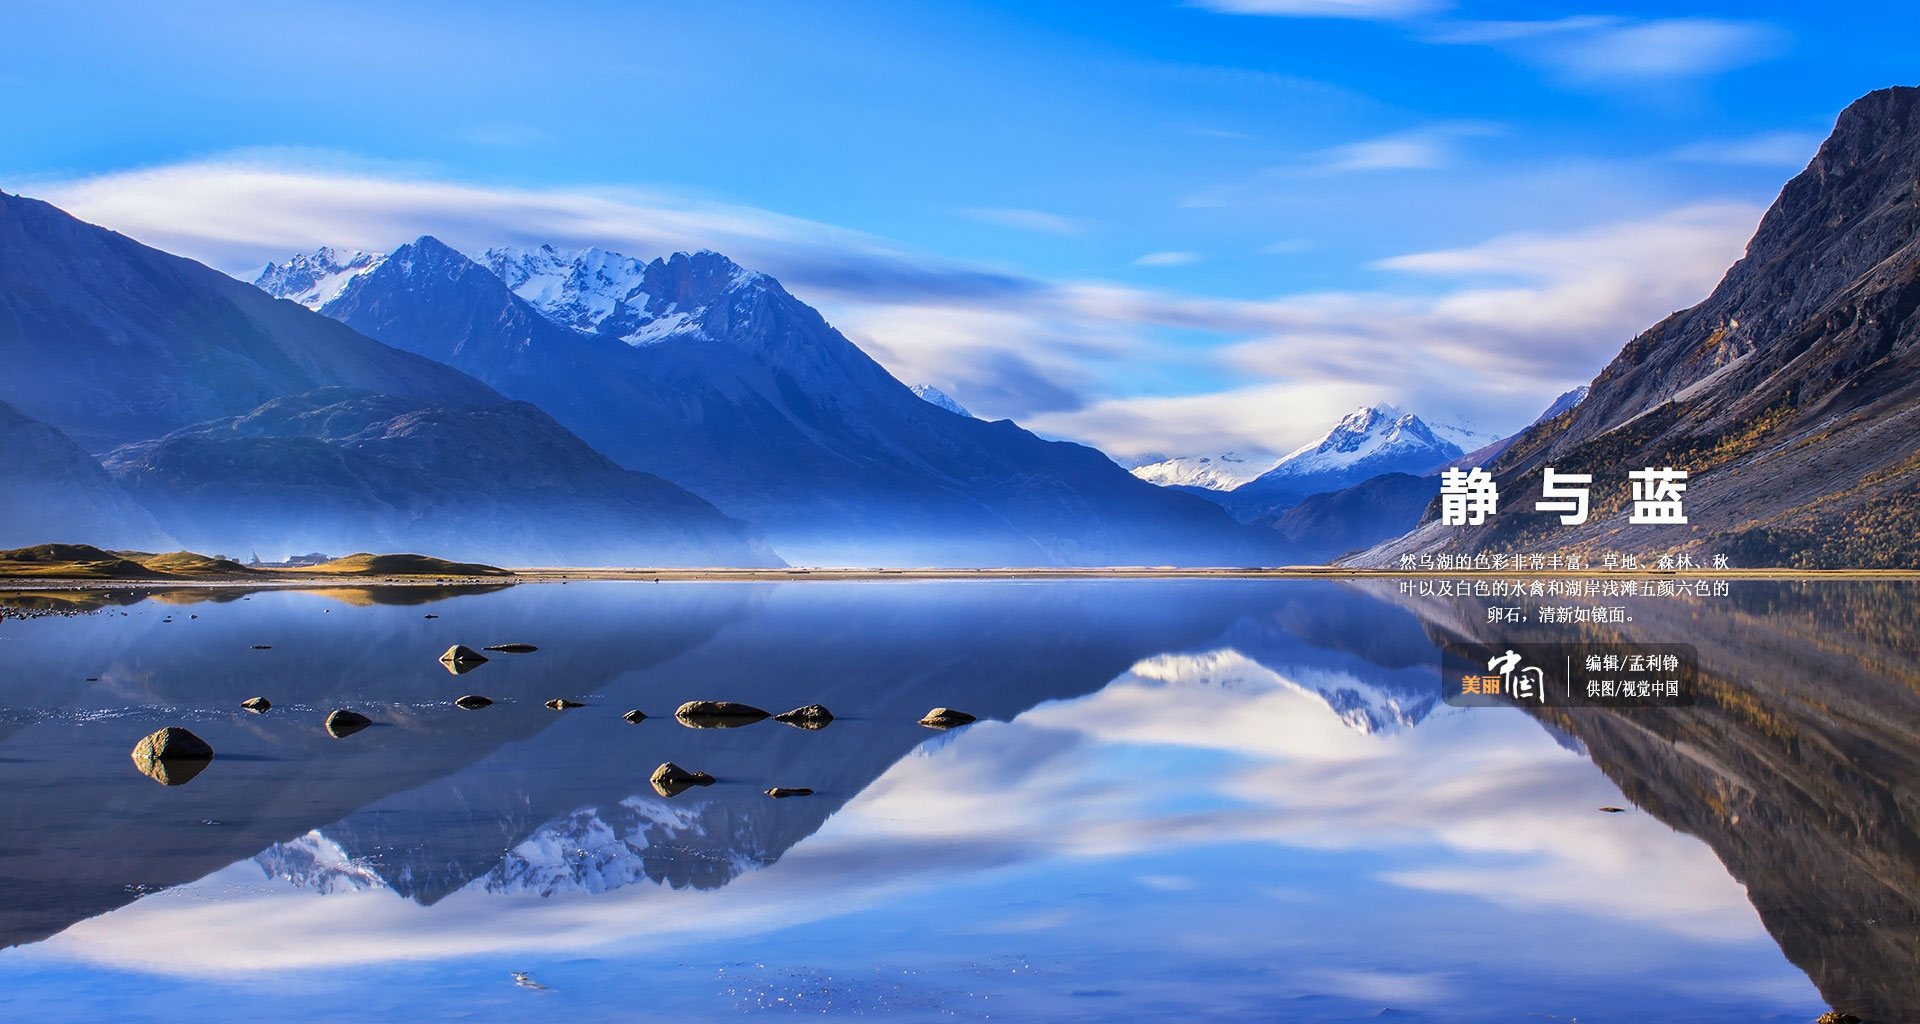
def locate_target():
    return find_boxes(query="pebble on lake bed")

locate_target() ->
[439,645,489,674]
[240,697,271,713]
[545,698,585,710]
[675,700,770,728]
[325,709,373,738]
[765,787,814,798]
[650,761,716,797]
[455,694,494,709]
[918,707,976,728]
[773,704,834,729]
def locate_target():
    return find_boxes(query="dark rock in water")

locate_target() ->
[650,761,716,797]
[130,727,213,762]
[129,727,213,786]
[765,787,814,798]
[423,614,438,619]
[438,644,488,673]
[1599,806,1625,813]
[1815,1013,1862,1024]
[918,707,976,728]
[131,757,209,786]
[545,698,585,710]
[674,700,769,728]
[454,694,493,709]
[622,709,647,723]
[239,696,270,713]
[250,644,271,650]
[773,704,834,729]
[483,642,538,653]
[324,709,372,737]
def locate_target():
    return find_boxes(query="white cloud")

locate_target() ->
[21,158,1760,459]
[1433,17,1786,83]
[1666,130,1822,167]
[1132,250,1202,267]
[1027,202,1759,456]
[1311,122,1498,172]
[956,206,1085,235]
[1190,0,1445,21]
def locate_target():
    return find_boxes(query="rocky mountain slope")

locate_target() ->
[263,239,1279,566]
[1353,87,1920,568]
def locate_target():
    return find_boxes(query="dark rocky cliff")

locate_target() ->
[1355,87,1920,568]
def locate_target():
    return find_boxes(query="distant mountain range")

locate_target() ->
[0,192,774,566]
[1129,408,1496,501]
[1351,86,1920,568]
[1129,451,1270,491]
[259,238,1279,566]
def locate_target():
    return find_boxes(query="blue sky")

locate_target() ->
[9,0,1917,459]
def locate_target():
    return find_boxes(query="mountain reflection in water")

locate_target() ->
[0,579,1910,1022]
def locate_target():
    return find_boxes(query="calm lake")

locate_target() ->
[0,579,1913,1022]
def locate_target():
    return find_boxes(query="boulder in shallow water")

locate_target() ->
[129,727,214,786]
[765,787,814,798]
[918,707,976,728]
[454,694,494,709]
[622,709,647,723]
[545,698,585,710]
[1816,1013,1863,1024]
[325,709,372,737]
[650,761,716,797]
[773,704,834,729]
[240,697,271,713]
[438,645,488,674]
[483,643,538,653]
[674,700,769,728]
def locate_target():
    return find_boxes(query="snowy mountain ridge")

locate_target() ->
[1129,451,1272,490]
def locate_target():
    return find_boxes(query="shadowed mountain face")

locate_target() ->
[1253,472,1433,564]
[0,399,172,550]
[1355,86,1920,568]
[1384,579,1920,1022]
[272,238,1281,567]
[97,388,780,567]
[0,192,496,453]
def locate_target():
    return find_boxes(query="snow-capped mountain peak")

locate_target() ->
[254,246,387,310]
[1266,404,1464,480]
[910,384,973,418]
[478,244,770,347]
[481,242,652,339]
[1129,451,1274,490]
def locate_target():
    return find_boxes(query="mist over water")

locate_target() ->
[0,579,1911,1022]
